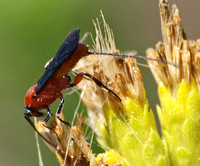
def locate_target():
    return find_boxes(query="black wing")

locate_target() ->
[33,29,80,97]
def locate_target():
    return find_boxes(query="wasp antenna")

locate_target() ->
[88,51,178,68]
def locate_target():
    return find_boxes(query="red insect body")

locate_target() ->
[24,43,88,112]
[25,77,70,111]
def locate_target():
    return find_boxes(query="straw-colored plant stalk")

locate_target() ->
[34,0,200,165]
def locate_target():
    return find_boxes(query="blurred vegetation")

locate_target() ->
[0,0,200,165]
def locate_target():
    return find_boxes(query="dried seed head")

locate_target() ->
[147,0,200,95]
[75,12,145,136]
[35,114,94,166]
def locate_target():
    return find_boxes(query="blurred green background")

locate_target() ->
[1,0,200,165]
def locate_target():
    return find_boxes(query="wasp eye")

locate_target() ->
[24,107,32,117]
[32,94,37,98]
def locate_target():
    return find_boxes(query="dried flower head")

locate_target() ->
[35,113,96,166]
[147,0,200,95]
[76,11,146,130]
[146,0,200,165]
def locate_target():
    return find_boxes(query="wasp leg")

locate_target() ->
[42,107,61,142]
[72,71,121,101]
[43,107,52,122]
[56,98,71,127]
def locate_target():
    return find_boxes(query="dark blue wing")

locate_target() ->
[33,29,80,97]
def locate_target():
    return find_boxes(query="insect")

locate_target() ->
[24,29,120,124]
[24,29,175,142]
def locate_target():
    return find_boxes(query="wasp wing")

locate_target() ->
[34,29,80,97]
